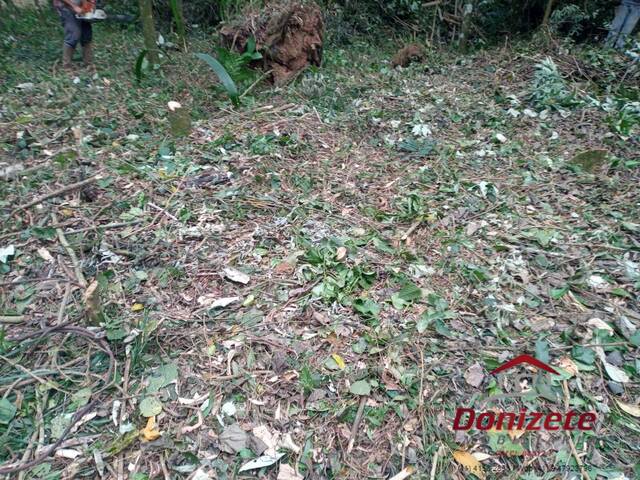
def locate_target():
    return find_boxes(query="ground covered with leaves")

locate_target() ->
[1,9,639,480]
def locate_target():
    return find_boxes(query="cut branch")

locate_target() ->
[11,173,104,215]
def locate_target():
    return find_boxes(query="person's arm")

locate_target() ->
[60,0,83,14]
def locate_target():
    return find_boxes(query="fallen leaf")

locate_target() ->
[615,400,640,417]
[140,416,161,441]
[224,267,250,284]
[453,450,485,479]
[615,316,637,340]
[587,275,610,291]
[604,362,630,383]
[277,464,303,480]
[275,262,295,274]
[221,401,236,417]
[16,82,35,90]
[37,247,54,262]
[331,353,346,370]
[279,433,300,453]
[83,280,103,325]
[252,425,279,456]
[197,295,239,308]
[388,466,416,480]
[0,245,15,263]
[465,221,483,236]
[131,303,144,312]
[190,469,213,480]
[146,363,179,393]
[464,363,484,388]
[472,452,492,462]
[336,247,347,261]
[219,423,248,454]
[556,356,578,377]
[54,449,82,459]
[595,346,630,383]
[495,132,507,143]
[239,452,285,472]
[243,294,255,307]
[587,318,614,334]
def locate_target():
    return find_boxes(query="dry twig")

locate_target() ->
[11,173,104,215]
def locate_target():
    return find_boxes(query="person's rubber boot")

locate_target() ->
[63,44,75,71]
[82,42,95,72]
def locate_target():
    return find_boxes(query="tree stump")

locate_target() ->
[219,1,324,85]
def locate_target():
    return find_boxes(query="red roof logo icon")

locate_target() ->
[490,354,559,376]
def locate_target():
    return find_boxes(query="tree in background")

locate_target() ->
[169,0,187,50]
[543,0,557,27]
[138,0,159,64]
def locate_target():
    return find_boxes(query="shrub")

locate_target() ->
[529,57,581,110]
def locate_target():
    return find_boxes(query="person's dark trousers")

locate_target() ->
[607,0,640,50]
[57,6,93,69]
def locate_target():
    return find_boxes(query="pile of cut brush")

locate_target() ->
[219,0,324,85]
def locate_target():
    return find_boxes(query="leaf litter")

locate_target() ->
[0,13,639,480]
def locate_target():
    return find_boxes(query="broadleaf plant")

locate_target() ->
[195,52,240,105]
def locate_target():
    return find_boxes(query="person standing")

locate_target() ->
[53,0,96,70]
[607,0,640,50]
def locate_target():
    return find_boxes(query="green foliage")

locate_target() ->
[195,39,262,105]
[214,37,262,83]
[549,4,590,38]
[300,240,377,314]
[416,293,456,333]
[195,53,240,105]
[529,57,581,110]
[168,0,186,47]
[603,96,640,136]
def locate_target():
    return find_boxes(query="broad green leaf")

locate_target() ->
[572,346,595,365]
[535,338,550,364]
[352,298,380,318]
[51,413,73,439]
[610,288,631,298]
[350,380,371,396]
[0,399,16,424]
[372,237,395,253]
[434,319,454,338]
[396,282,422,302]
[246,36,256,54]
[195,53,239,105]
[139,397,163,417]
[391,292,407,310]
[352,337,367,354]
[324,356,341,371]
[31,227,57,240]
[70,387,92,410]
[416,315,432,333]
[147,363,179,393]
